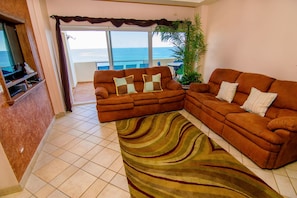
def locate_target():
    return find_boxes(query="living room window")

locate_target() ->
[152,33,175,67]
[65,29,175,71]
[64,29,176,104]
[110,31,149,70]
[66,30,110,69]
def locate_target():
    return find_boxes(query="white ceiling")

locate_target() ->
[97,0,208,7]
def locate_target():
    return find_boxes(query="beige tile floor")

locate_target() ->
[3,104,297,198]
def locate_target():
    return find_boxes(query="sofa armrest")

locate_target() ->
[166,80,182,90]
[95,87,109,99]
[267,116,297,132]
[189,83,210,93]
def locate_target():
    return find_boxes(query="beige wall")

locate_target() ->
[46,0,195,22]
[34,0,297,108]
[203,0,297,82]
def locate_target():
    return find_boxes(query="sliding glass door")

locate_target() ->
[152,33,175,67]
[110,31,149,70]
[65,29,176,71]
[66,31,110,70]
[64,29,176,104]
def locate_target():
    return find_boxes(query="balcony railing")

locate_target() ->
[96,60,150,70]
[72,58,175,83]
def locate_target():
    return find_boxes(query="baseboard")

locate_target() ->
[19,117,56,189]
[0,120,55,197]
[73,101,96,106]
[55,111,66,118]
[0,185,22,196]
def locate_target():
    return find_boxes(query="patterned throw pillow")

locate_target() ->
[216,81,238,103]
[142,73,163,92]
[113,75,137,96]
[241,87,277,117]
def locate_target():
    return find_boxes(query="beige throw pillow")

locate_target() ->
[216,81,238,103]
[143,73,163,92]
[113,75,137,96]
[241,87,277,117]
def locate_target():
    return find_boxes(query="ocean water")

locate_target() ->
[70,47,175,65]
[0,51,14,72]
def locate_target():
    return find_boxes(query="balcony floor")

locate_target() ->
[73,82,96,104]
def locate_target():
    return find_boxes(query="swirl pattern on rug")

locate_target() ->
[116,112,282,198]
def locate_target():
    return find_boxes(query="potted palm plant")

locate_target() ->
[154,14,207,85]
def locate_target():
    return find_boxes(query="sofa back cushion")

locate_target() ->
[94,66,173,94]
[208,68,242,95]
[94,70,125,94]
[145,66,172,89]
[232,73,275,105]
[125,68,146,92]
[267,80,297,116]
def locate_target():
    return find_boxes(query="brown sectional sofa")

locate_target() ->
[94,66,185,122]
[184,68,297,169]
[94,66,297,169]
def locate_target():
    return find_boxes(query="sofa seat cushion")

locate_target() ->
[154,89,185,104]
[185,94,204,108]
[225,113,285,151]
[130,92,159,106]
[97,94,134,112]
[202,100,245,122]
[186,90,217,106]
[204,100,245,115]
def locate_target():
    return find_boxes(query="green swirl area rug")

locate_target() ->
[116,112,282,198]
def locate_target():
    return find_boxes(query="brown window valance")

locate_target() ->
[50,15,180,28]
